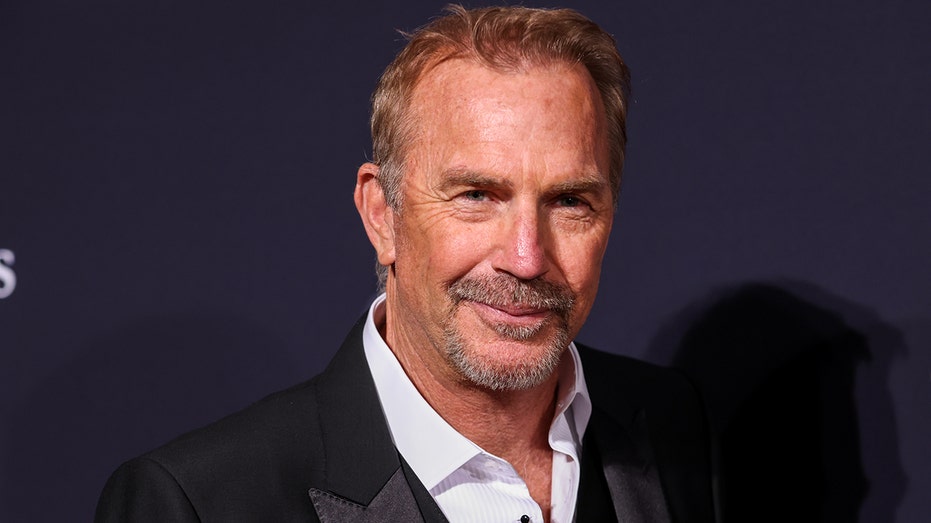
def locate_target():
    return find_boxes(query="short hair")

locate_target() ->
[370,4,631,211]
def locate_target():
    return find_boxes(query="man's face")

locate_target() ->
[383,59,614,391]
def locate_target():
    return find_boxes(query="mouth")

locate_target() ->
[467,300,552,327]
[446,274,575,335]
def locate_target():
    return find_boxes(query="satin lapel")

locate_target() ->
[306,315,426,521]
[590,405,672,523]
[309,468,425,522]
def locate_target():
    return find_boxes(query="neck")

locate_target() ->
[416,366,559,522]
[378,298,563,458]
[377,293,562,519]
[433,369,560,459]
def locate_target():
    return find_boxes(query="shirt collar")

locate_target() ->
[362,293,593,490]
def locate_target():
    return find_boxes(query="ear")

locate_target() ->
[354,162,396,267]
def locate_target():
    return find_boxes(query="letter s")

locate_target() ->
[0,249,16,299]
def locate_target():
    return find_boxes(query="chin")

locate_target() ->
[443,323,569,391]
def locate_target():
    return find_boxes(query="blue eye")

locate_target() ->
[464,190,487,201]
[558,195,581,207]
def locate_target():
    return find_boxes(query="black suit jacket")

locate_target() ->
[96,315,715,522]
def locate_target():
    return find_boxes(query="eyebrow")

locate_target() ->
[437,168,514,191]
[437,168,609,195]
[545,176,610,196]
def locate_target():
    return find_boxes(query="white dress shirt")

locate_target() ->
[362,294,593,523]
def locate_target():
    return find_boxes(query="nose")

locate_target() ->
[492,203,549,280]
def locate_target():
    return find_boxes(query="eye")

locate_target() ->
[557,194,582,207]
[463,190,488,201]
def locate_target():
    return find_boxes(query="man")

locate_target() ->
[96,5,714,522]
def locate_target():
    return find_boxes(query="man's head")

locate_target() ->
[371,5,630,212]
[355,5,628,392]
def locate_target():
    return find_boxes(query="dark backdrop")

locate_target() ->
[2,1,928,521]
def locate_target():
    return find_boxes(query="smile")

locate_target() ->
[468,300,552,327]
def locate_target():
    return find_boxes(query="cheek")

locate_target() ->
[560,242,607,332]
[398,217,488,284]
[552,230,610,294]
[568,256,604,307]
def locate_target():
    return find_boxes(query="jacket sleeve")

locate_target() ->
[94,457,200,522]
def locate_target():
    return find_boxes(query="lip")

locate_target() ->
[468,300,551,326]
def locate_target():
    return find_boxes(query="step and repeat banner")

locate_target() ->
[3,0,929,520]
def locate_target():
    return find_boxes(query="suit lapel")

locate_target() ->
[306,315,446,522]
[578,345,672,522]
[588,406,672,523]
[309,467,424,522]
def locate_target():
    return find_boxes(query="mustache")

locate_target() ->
[448,274,575,315]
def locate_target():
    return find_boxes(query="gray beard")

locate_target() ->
[443,274,575,391]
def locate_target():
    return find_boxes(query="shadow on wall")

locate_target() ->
[647,281,907,522]
[1,314,301,521]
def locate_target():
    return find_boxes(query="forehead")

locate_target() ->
[405,58,609,179]
[410,57,604,128]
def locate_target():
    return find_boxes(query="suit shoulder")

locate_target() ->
[97,377,327,520]
[148,376,323,468]
[96,456,200,522]
[576,343,699,404]
[115,376,326,517]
